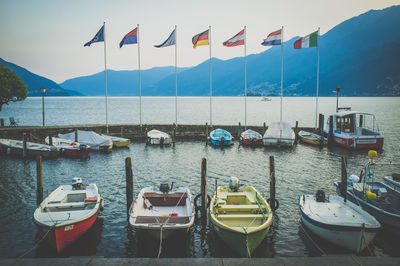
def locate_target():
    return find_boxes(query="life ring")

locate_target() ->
[194,193,211,213]
[267,198,279,211]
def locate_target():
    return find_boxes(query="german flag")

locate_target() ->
[192,29,209,48]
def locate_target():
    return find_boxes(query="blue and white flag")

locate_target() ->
[84,25,104,47]
[154,29,176,48]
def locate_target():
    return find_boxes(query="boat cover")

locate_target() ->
[147,129,170,139]
[263,121,294,141]
[241,129,262,139]
[58,130,111,149]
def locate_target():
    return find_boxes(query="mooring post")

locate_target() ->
[22,133,27,158]
[74,128,78,142]
[328,115,334,147]
[36,156,43,206]
[205,122,209,145]
[294,121,299,144]
[48,136,53,146]
[238,122,242,139]
[125,157,134,218]
[0,118,4,127]
[318,114,324,136]
[341,156,347,202]
[359,115,363,128]
[263,122,266,135]
[201,158,207,227]
[269,155,276,212]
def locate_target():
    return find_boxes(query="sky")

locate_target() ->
[1,0,399,83]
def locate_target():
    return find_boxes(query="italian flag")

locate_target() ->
[294,30,318,49]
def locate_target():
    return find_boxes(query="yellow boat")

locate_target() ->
[298,130,327,146]
[101,134,131,148]
[210,178,273,257]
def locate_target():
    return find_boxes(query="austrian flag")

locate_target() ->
[223,29,245,47]
[294,30,318,49]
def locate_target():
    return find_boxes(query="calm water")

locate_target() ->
[0,97,399,258]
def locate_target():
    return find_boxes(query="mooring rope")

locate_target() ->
[299,222,326,255]
[157,224,164,259]
[18,224,55,258]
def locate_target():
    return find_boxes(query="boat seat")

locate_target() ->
[135,216,190,224]
[218,204,263,212]
[217,214,265,219]
[50,190,87,203]
[226,193,254,205]
[143,192,187,206]
[46,202,85,209]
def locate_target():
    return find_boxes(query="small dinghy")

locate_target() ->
[298,130,327,146]
[210,177,273,257]
[299,191,380,253]
[129,183,194,239]
[263,121,294,147]
[209,128,233,146]
[33,178,103,252]
[146,129,172,146]
[58,130,112,152]
[0,138,58,158]
[101,134,131,148]
[383,174,400,192]
[240,129,262,146]
[45,136,90,159]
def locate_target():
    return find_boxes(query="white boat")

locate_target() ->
[58,130,112,152]
[45,136,90,158]
[299,193,380,253]
[240,129,262,146]
[0,138,58,158]
[146,129,172,145]
[383,174,400,192]
[263,121,295,147]
[101,134,130,148]
[33,178,103,252]
[129,184,194,240]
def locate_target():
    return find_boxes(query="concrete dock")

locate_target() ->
[1,256,399,266]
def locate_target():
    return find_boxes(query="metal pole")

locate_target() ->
[244,26,247,129]
[103,21,109,133]
[138,24,142,126]
[209,25,212,126]
[42,91,45,127]
[175,25,178,126]
[280,26,284,124]
[315,27,320,128]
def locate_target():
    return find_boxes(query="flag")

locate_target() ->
[84,25,104,47]
[192,29,209,48]
[120,27,138,48]
[294,30,318,49]
[223,29,244,47]
[154,29,176,48]
[261,29,282,46]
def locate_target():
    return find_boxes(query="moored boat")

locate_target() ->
[58,130,112,152]
[383,174,400,192]
[240,129,262,146]
[146,129,172,145]
[263,121,294,147]
[101,134,131,148]
[299,192,380,253]
[45,136,90,159]
[0,138,58,158]
[209,128,233,146]
[298,130,327,146]
[33,178,103,252]
[129,184,194,239]
[210,177,272,257]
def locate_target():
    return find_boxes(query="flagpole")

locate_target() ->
[103,21,109,133]
[280,26,284,125]
[244,26,247,130]
[209,25,212,126]
[315,27,320,128]
[138,24,142,126]
[175,25,178,126]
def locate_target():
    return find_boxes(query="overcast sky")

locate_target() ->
[1,0,399,83]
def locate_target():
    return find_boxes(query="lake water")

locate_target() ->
[0,97,399,258]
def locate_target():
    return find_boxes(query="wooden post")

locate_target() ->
[269,156,277,211]
[125,157,134,217]
[74,128,78,142]
[359,115,363,128]
[205,122,209,145]
[318,114,324,135]
[201,158,207,226]
[22,133,27,158]
[0,118,4,127]
[294,121,299,144]
[238,122,242,139]
[328,115,334,147]
[263,122,266,135]
[341,156,347,202]
[48,136,53,146]
[36,156,43,206]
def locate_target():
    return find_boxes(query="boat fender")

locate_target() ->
[366,191,377,200]
[100,197,105,210]
[194,194,211,213]
[267,198,279,211]
[144,198,153,209]
[315,190,326,202]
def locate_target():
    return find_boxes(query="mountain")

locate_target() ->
[61,5,400,96]
[0,58,81,97]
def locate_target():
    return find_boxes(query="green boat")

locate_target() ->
[210,178,273,257]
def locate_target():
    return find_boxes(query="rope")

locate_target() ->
[18,224,55,258]
[157,224,163,258]
[360,223,374,255]
[243,227,251,258]
[299,223,326,255]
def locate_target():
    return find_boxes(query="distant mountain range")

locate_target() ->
[2,5,400,97]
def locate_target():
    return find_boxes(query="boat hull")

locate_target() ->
[60,147,90,159]
[240,138,262,146]
[136,225,191,240]
[210,138,232,146]
[332,135,383,150]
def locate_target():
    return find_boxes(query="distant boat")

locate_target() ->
[261,97,272,102]
[101,134,130,148]
[58,130,112,152]
[323,111,384,150]
[383,174,400,192]
[298,130,327,146]
[0,138,58,158]
[209,128,233,146]
[240,129,262,146]
[299,193,380,253]
[33,178,103,252]
[146,129,172,145]
[45,136,90,159]
[263,121,294,147]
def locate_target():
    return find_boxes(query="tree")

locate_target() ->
[0,63,27,111]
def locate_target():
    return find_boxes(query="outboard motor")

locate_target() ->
[315,189,326,202]
[348,174,360,185]
[220,136,225,145]
[160,182,174,194]
[229,176,240,192]
[72,177,83,190]
[79,144,87,151]
[160,137,165,146]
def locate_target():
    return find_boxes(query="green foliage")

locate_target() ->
[0,63,27,111]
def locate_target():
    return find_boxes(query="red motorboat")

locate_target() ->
[45,136,90,159]
[240,129,263,146]
[34,178,102,252]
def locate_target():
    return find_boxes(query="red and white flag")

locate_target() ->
[223,29,245,47]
